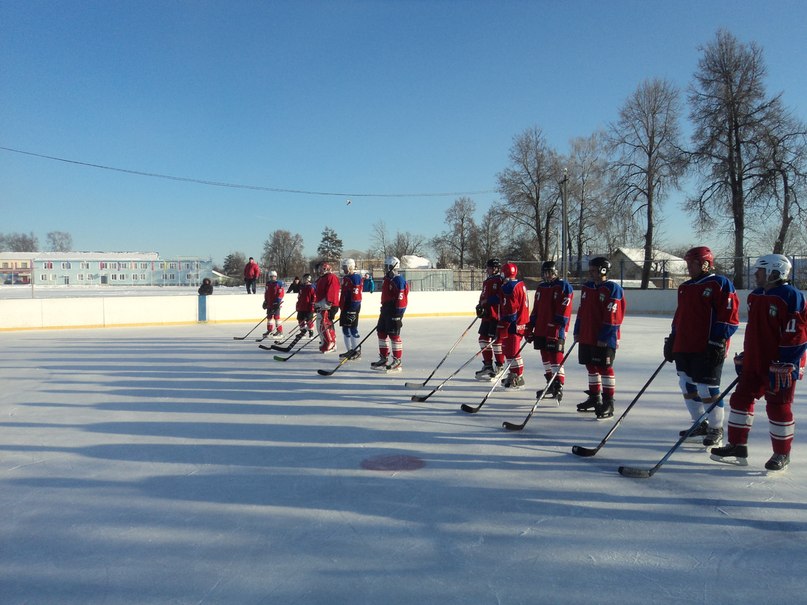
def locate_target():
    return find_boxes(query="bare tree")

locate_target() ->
[262,230,307,278]
[2,232,38,251]
[46,231,73,252]
[687,29,779,287]
[389,231,427,259]
[609,78,687,288]
[469,207,505,267]
[434,197,477,268]
[222,252,247,281]
[370,221,390,258]
[563,132,611,276]
[495,127,561,260]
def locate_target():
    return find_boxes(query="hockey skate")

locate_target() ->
[680,420,708,439]
[595,396,614,419]
[703,427,723,448]
[576,390,601,413]
[370,356,389,370]
[709,443,749,466]
[501,373,525,391]
[536,380,563,402]
[765,453,790,471]
[474,364,496,381]
[385,358,402,373]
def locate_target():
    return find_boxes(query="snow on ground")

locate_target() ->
[1,316,806,604]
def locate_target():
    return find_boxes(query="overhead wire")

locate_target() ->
[0,145,497,198]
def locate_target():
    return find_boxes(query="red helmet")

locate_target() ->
[502,262,518,279]
[685,246,714,269]
[319,262,332,274]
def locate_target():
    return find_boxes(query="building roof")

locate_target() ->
[614,247,687,274]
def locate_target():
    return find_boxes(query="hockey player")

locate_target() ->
[498,262,529,390]
[474,258,506,381]
[314,262,340,353]
[339,258,363,360]
[524,260,573,401]
[711,254,807,471]
[371,256,409,372]
[296,273,316,338]
[573,257,626,419]
[262,270,285,337]
[664,246,739,448]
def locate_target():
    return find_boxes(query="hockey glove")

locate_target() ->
[262,301,268,310]
[546,337,562,353]
[663,335,674,362]
[475,304,486,319]
[706,340,726,366]
[769,362,797,392]
[271,301,281,314]
[523,322,535,343]
[343,311,358,324]
[733,352,744,376]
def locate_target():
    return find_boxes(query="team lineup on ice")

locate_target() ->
[253,249,807,477]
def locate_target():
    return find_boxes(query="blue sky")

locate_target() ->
[2,0,806,265]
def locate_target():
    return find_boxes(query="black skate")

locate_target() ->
[680,420,708,440]
[703,427,723,448]
[576,390,601,413]
[710,443,749,466]
[595,396,614,419]
[764,453,790,471]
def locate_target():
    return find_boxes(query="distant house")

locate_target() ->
[609,247,687,288]
[0,252,213,287]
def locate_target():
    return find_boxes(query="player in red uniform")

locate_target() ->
[314,262,341,353]
[474,258,506,381]
[664,246,739,447]
[296,273,316,337]
[573,257,626,419]
[498,262,530,390]
[338,258,364,360]
[371,256,410,372]
[711,254,807,471]
[262,270,285,336]
[524,261,574,401]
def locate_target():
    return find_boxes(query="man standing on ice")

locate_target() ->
[371,256,409,372]
[711,254,807,471]
[664,246,739,448]
[262,270,285,337]
[244,256,261,294]
[296,273,316,338]
[314,262,340,353]
[338,258,363,360]
[524,260,573,401]
[573,256,626,419]
[474,258,506,381]
[498,262,529,390]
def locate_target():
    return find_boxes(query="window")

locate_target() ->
[111,274,117,281]
[141,263,148,269]
[77,273,84,280]
[100,262,107,269]
[61,262,71,269]
[80,262,90,270]
[43,261,53,269]
[1,262,7,269]
[119,274,125,281]
[132,274,138,281]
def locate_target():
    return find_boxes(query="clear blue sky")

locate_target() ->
[2,0,805,264]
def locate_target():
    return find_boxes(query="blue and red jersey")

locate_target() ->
[263,280,285,307]
[671,272,739,353]
[574,279,625,348]
[296,283,316,313]
[478,274,503,321]
[529,278,573,339]
[499,279,529,326]
[340,272,363,312]
[742,284,807,373]
[380,274,409,314]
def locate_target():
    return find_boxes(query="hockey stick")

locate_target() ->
[460,340,529,414]
[618,376,740,478]
[404,317,479,389]
[317,327,379,376]
[501,342,577,430]
[572,358,668,457]
[232,316,268,340]
[263,329,305,352]
[410,343,493,403]
[273,315,339,362]
[255,310,297,341]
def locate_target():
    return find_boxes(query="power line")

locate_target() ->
[0,145,497,198]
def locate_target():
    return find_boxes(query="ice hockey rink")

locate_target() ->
[1,315,806,605]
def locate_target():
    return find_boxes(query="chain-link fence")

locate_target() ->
[398,255,807,292]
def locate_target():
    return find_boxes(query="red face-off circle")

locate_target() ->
[360,454,425,471]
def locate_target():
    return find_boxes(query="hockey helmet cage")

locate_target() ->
[753,254,791,283]
[302,273,312,284]
[319,262,332,274]
[541,260,558,275]
[384,256,400,274]
[502,262,518,279]
[589,257,611,275]
[685,246,715,269]
[268,270,278,280]
[486,258,502,272]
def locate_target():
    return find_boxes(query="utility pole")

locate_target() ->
[560,168,569,281]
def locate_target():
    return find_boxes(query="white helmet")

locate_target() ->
[341,258,356,274]
[753,254,791,282]
[268,270,278,280]
[384,256,400,274]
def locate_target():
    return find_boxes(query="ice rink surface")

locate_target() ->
[1,316,806,604]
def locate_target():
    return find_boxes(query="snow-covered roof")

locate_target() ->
[614,247,687,274]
